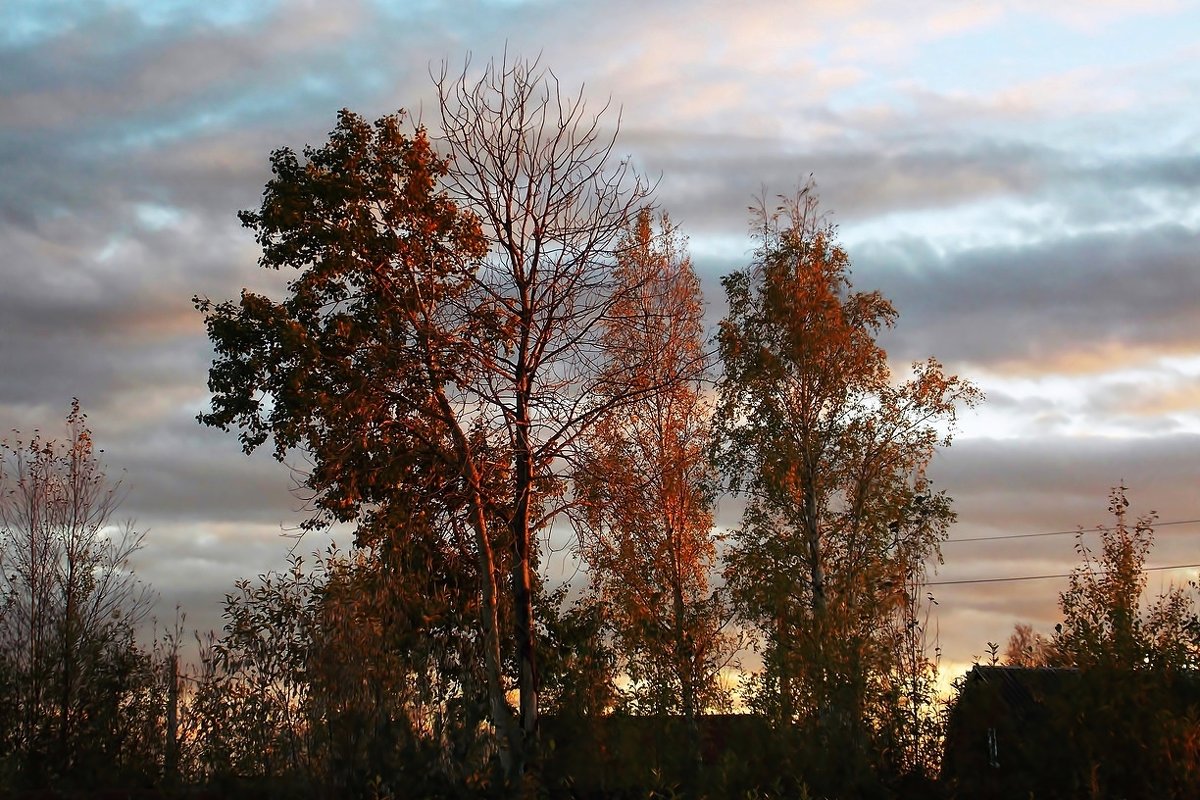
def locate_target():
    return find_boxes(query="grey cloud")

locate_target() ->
[650,133,1200,241]
[0,0,390,214]
[135,520,339,641]
[114,410,310,528]
[0,209,249,409]
[856,222,1200,369]
[640,134,1057,237]
[649,131,1200,372]
[933,434,1200,538]
[1083,371,1200,419]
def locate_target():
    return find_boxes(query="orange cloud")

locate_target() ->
[986,341,1200,378]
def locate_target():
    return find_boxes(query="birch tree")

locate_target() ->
[714,184,979,789]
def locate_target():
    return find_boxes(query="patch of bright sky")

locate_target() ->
[4,0,76,46]
[1126,186,1200,232]
[690,233,754,267]
[900,10,1198,100]
[1160,354,1200,375]
[840,197,1059,256]
[957,358,1200,442]
[94,236,123,264]
[1038,113,1197,178]
[367,0,447,15]
[123,0,276,29]
[840,182,1194,258]
[821,10,1200,160]
[368,0,534,19]
[134,203,183,231]
[950,391,1072,442]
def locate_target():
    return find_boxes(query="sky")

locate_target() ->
[2,0,1199,676]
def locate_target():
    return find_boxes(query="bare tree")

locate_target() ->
[436,54,652,764]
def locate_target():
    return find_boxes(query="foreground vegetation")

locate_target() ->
[5,414,1198,800]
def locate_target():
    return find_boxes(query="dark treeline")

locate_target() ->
[2,56,1198,800]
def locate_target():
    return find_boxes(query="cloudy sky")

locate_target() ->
[3,0,1199,675]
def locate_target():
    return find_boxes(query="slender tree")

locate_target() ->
[0,400,155,787]
[1046,487,1200,797]
[576,209,733,723]
[1055,485,1199,672]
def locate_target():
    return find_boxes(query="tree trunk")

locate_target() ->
[777,614,794,722]
[434,387,518,777]
[511,408,538,782]
[468,480,518,778]
[166,653,179,783]
[673,579,703,799]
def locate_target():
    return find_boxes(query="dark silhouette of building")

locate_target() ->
[942,665,1081,798]
[942,664,1200,799]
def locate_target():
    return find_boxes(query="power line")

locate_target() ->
[928,561,1200,587]
[942,517,1200,544]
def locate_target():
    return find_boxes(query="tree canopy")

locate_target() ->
[714,183,980,795]
[198,56,659,784]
